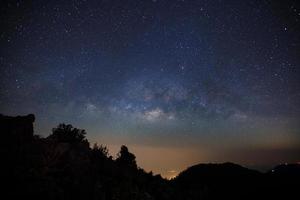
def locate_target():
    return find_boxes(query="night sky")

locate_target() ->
[1,0,300,178]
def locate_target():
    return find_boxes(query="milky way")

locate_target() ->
[1,0,300,177]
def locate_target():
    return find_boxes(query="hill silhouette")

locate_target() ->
[0,114,299,200]
[172,163,264,199]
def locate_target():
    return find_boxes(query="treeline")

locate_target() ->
[0,115,172,200]
[0,114,299,200]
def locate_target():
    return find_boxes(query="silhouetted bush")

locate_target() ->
[48,123,89,145]
[92,143,109,158]
[116,145,137,169]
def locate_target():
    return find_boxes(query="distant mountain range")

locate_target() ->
[171,162,299,199]
[1,114,299,200]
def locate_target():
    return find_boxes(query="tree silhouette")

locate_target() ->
[47,123,88,145]
[2,113,299,200]
[116,145,137,168]
[92,143,109,158]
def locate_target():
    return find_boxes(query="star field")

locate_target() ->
[1,0,300,177]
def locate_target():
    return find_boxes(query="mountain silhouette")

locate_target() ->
[172,162,299,199]
[0,114,299,200]
[171,163,264,200]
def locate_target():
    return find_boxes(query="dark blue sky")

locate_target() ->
[1,0,300,178]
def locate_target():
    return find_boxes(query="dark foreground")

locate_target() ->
[0,114,299,200]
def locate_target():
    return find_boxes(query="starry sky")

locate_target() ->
[1,0,300,178]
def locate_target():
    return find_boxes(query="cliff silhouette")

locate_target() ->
[0,114,299,200]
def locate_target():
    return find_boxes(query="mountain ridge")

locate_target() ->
[1,114,299,200]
